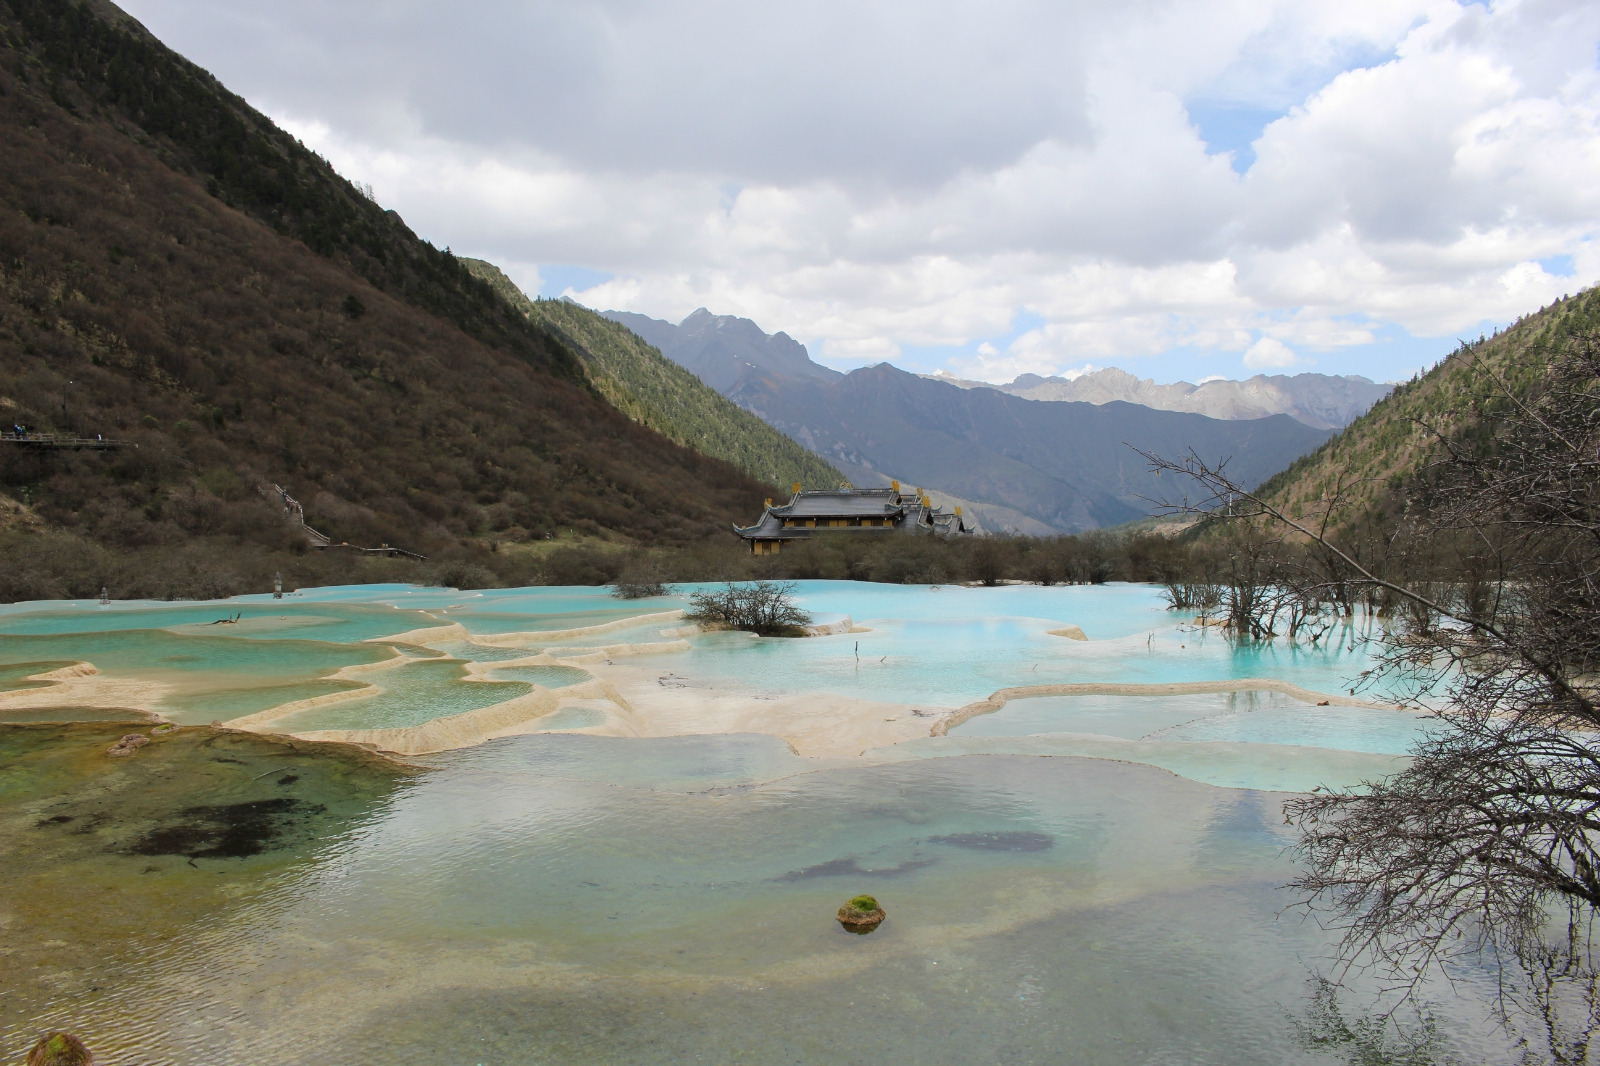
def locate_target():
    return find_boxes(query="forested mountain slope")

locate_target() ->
[3,0,586,385]
[1258,286,1600,524]
[461,261,842,491]
[0,0,771,598]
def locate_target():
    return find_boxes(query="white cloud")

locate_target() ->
[1243,337,1303,369]
[121,0,1600,382]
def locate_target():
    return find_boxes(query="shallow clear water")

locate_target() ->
[533,704,608,730]
[677,607,1381,708]
[1151,700,1434,755]
[484,664,593,688]
[0,731,1506,1065]
[270,659,532,733]
[0,599,438,642]
[954,690,1434,755]
[159,679,369,721]
[0,628,386,675]
[0,660,75,691]
[0,705,151,723]
[0,580,1501,1065]
[428,639,538,662]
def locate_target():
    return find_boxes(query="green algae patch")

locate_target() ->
[24,1031,93,1066]
[0,722,408,858]
[0,722,412,1037]
[0,704,151,724]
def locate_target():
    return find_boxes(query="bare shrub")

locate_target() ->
[685,580,812,636]
[423,561,499,590]
[611,558,670,599]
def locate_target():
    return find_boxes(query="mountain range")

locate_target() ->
[926,367,1392,430]
[602,309,1335,533]
[605,308,842,398]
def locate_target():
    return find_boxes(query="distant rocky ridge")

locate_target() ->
[600,309,1333,532]
[605,308,840,396]
[926,368,1393,430]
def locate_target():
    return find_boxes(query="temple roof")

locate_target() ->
[735,487,969,539]
[777,488,905,518]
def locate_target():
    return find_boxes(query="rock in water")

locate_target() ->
[106,734,150,758]
[26,1032,93,1065]
[837,894,887,934]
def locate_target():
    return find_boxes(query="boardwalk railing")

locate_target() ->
[0,433,136,450]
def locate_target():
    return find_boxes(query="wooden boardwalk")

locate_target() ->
[261,482,426,560]
[1,433,136,450]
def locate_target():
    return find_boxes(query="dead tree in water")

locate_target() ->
[1141,336,1600,1062]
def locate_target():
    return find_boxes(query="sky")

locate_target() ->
[118,0,1600,385]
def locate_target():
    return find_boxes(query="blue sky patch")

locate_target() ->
[1186,103,1286,174]
[1538,254,1576,277]
[538,264,614,298]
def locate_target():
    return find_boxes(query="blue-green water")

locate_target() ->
[271,659,532,733]
[0,581,1397,732]
[0,581,1503,1065]
[484,664,593,687]
[0,660,75,691]
[0,580,1423,756]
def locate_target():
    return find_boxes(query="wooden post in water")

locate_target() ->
[273,571,283,599]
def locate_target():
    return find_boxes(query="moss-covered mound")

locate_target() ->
[837,894,887,934]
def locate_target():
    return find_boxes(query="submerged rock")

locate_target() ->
[929,830,1054,853]
[106,734,150,758]
[837,894,887,934]
[151,723,179,736]
[26,1032,93,1065]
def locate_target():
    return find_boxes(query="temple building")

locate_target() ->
[735,482,972,554]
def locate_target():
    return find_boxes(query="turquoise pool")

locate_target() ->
[0,580,1407,742]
